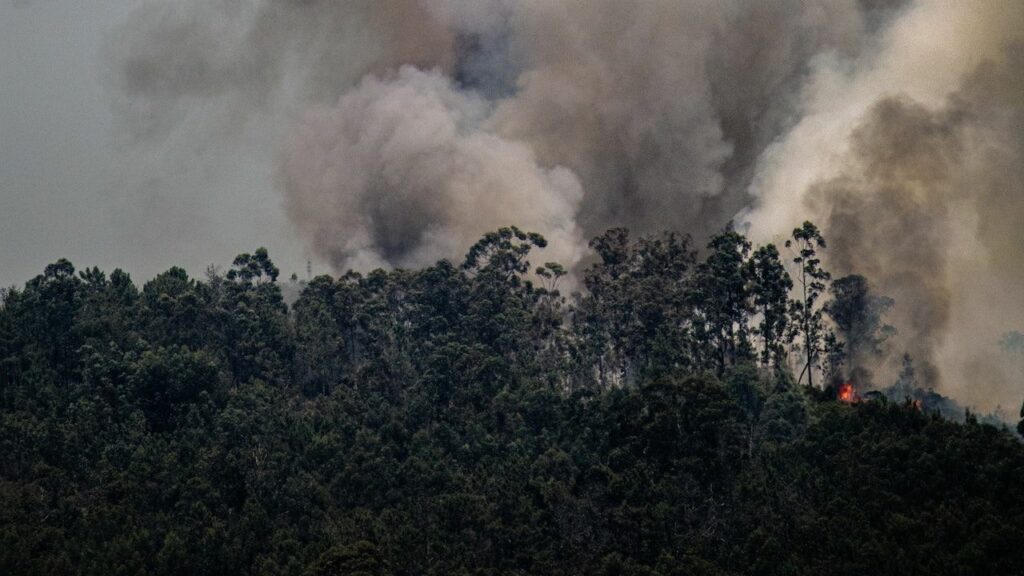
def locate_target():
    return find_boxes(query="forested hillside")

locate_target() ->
[2,225,1023,576]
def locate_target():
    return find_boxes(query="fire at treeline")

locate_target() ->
[3,221,1020,429]
[4,221,1024,574]
[382,221,1021,429]
[98,0,1024,418]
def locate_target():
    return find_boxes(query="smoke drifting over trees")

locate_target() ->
[108,0,1024,407]
[280,67,584,271]
[747,1,1024,407]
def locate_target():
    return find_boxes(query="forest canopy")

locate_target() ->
[1,224,1023,576]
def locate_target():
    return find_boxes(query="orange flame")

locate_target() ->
[838,382,856,403]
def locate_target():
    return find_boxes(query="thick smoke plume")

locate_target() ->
[280,66,583,270]
[746,0,1024,408]
[112,0,896,266]
[110,0,1023,409]
[808,97,961,388]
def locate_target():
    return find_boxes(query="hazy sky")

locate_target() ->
[0,0,308,287]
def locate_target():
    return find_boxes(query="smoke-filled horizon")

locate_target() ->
[3,1,1021,410]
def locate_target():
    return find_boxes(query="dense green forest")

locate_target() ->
[2,224,1023,575]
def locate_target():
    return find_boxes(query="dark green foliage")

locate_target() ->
[786,221,832,388]
[748,244,792,368]
[575,228,699,387]
[1,229,1022,576]
[131,346,222,431]
[310,541,390,576]
[695,225,754,375]
[825,274,895,386]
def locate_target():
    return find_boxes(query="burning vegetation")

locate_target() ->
[838,382,857,403]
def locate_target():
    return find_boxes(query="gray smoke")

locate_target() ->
[746,0,1024,409]
[110,0,897,268]
[279,66,584,270]
[109,0,1024,409]
[109,0,456,139]
[807,96,961,387]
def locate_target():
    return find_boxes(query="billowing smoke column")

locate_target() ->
[112,0,898,268]
[811,98,961,390]
[111,0,1024,409]
[745,0,1024,408]
[279,67,584,270]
